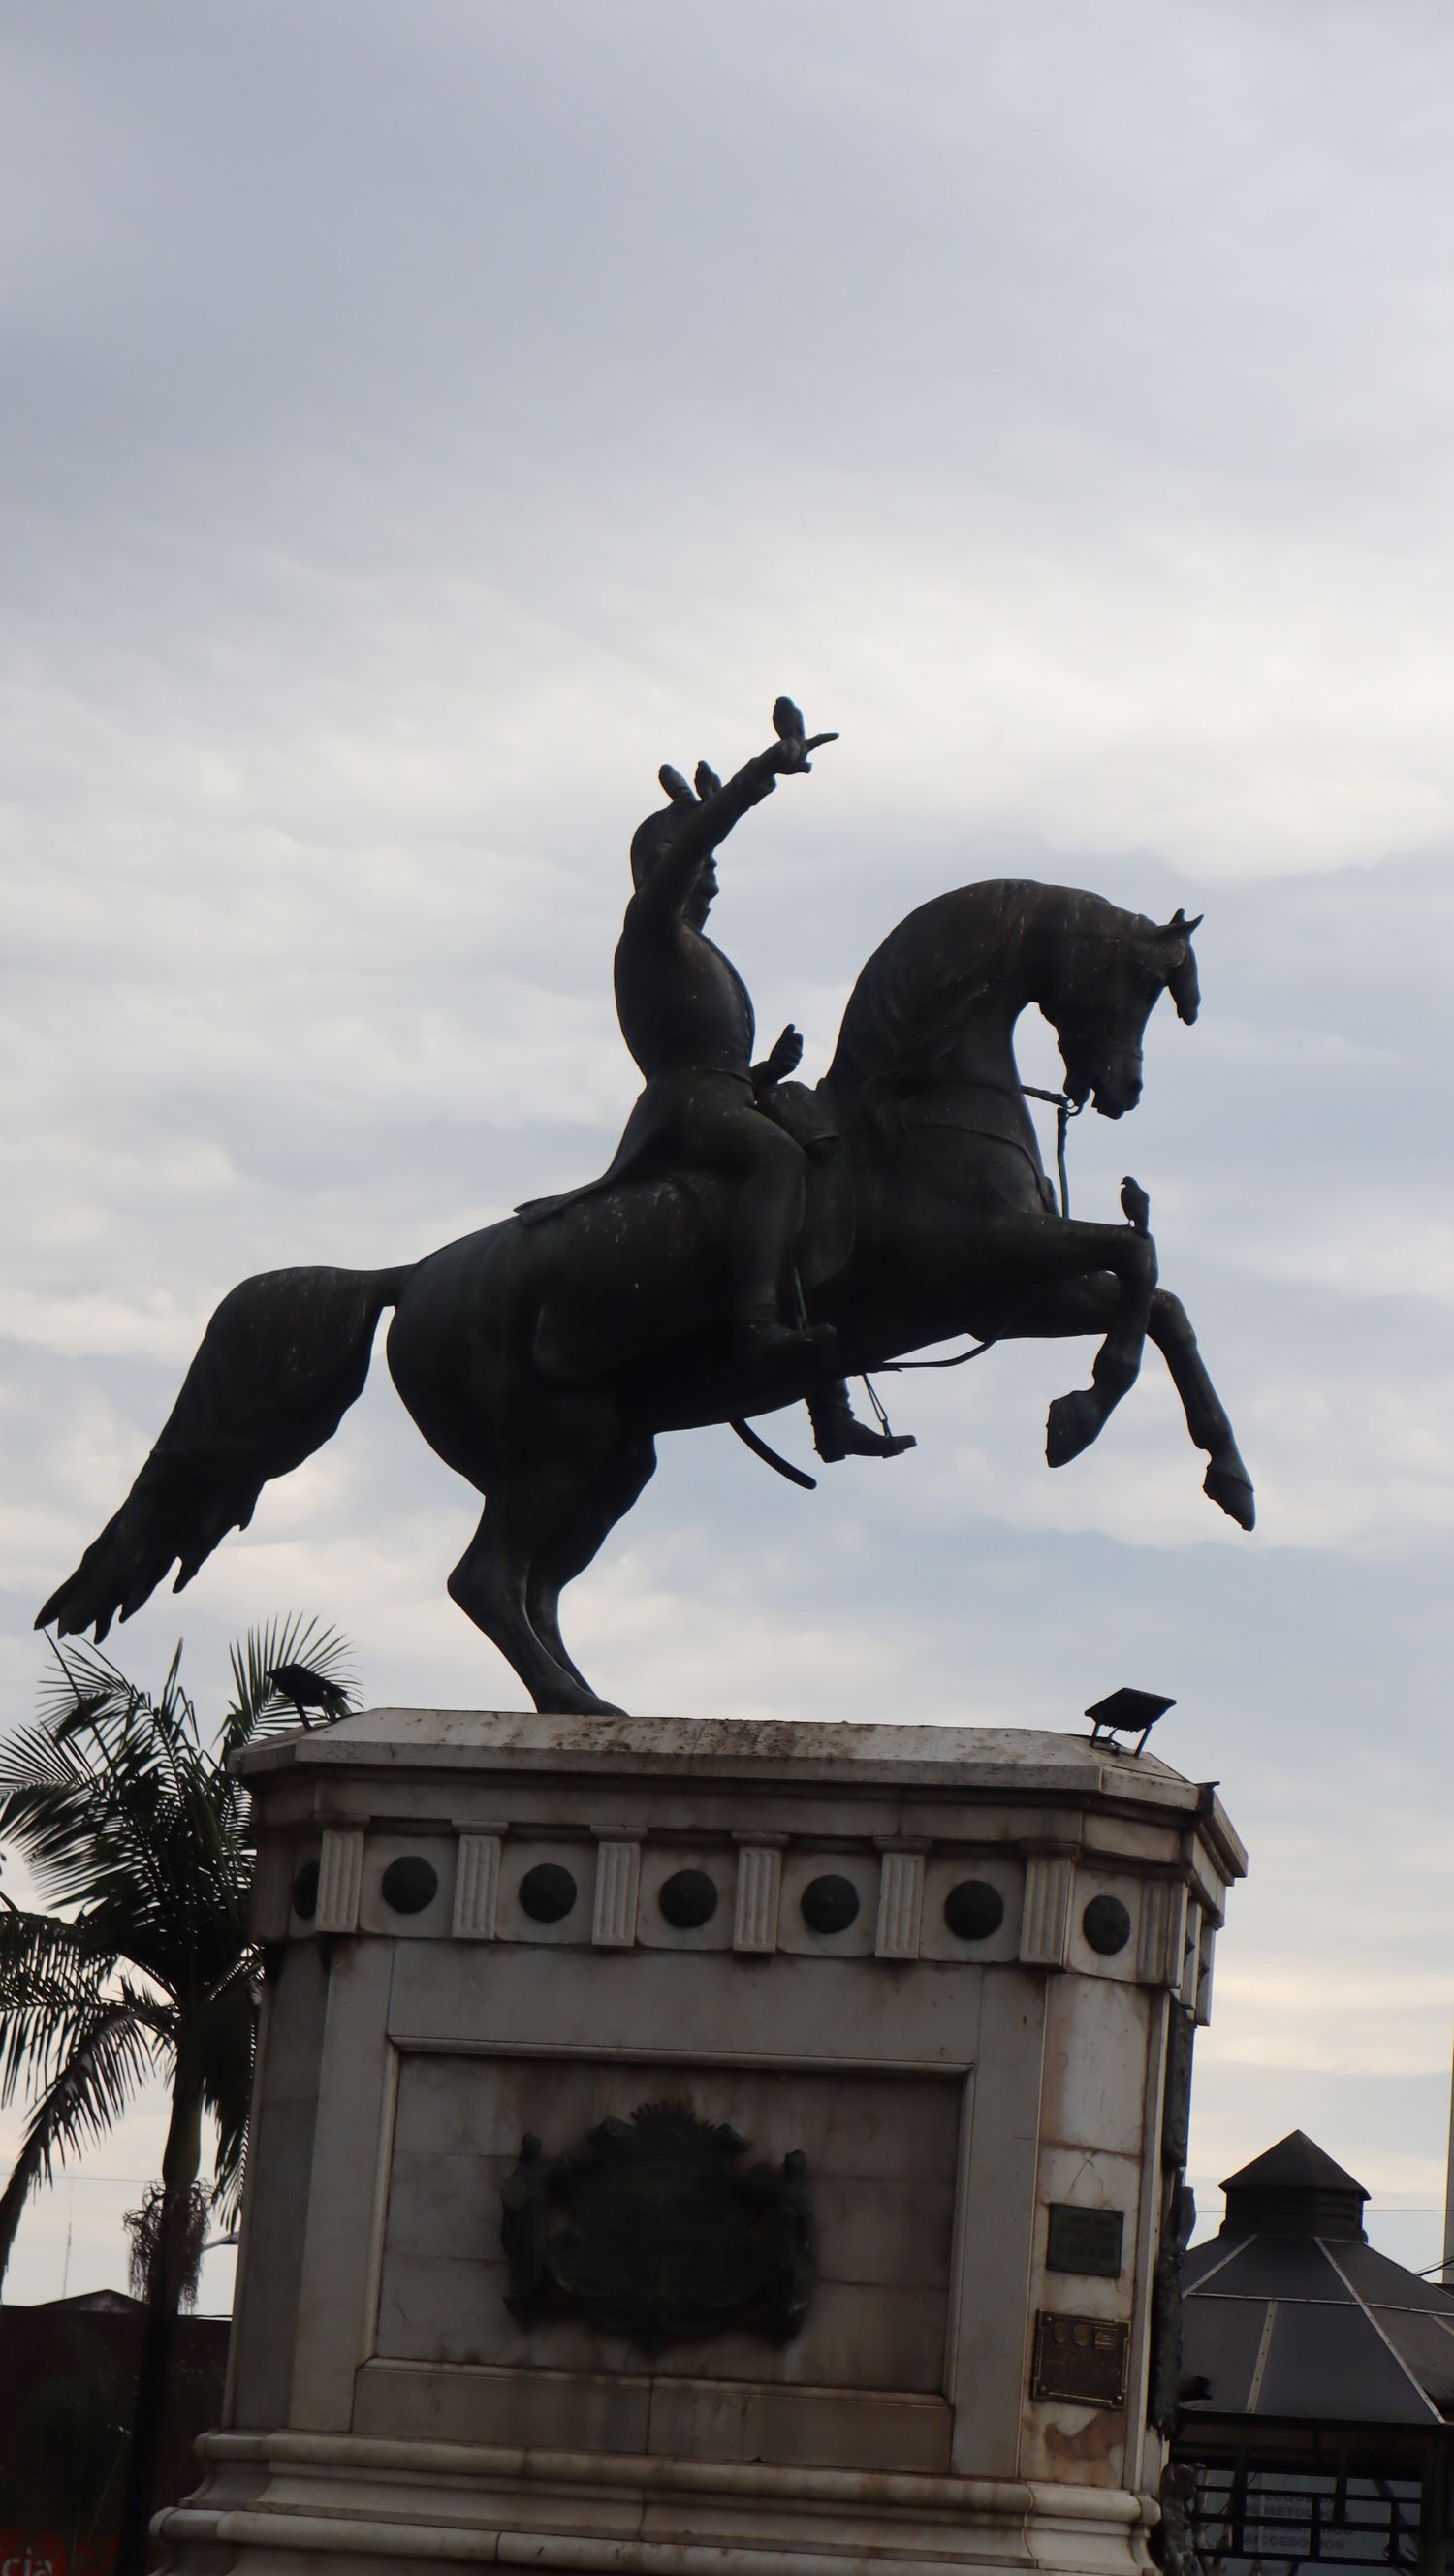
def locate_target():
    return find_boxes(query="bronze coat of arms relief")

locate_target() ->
[499,2102,817,2355]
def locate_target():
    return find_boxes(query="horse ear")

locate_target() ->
[1161,907,1203,936]
[658,764,696,805]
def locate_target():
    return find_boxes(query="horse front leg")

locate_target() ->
[1042,1221,1159,1468]
[1149,1288,1255,1529]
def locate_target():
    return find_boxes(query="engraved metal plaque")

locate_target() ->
[1046,2202,1123,2278]
[1031,2309,1130,2408]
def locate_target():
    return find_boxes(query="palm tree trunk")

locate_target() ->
[113,2071,205,2576]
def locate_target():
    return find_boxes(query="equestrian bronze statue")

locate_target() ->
[39,698,1254,1716]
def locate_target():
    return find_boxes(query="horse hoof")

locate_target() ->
[1046,1390,1099,1468]
[1204,1463,1255,1531]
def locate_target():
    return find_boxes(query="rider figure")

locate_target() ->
[614,711,823,1369]
[521,698,912,1461]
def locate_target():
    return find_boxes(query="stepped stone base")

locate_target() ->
[155,1710,1244,2576]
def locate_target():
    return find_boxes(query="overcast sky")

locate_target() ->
[3,0,1453,2310]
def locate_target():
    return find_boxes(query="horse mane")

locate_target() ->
[823,878,1140,1123]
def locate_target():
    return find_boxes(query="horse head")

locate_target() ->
[1046,901,1202,1120]
[825,882,1203,1130]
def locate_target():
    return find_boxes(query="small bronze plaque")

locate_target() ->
[1031,2309,1130,2408]
[1046,2203,1123,2278]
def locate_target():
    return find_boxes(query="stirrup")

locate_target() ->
[808,1383,916,1464]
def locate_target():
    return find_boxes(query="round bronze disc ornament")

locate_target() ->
[658,1867,719,1928]
[520,1861,579,1923]
[1082,1893,1133,1956]
[800,1873,860,1934]
[943,1878,1005,1941]
[381,1855,439,1915]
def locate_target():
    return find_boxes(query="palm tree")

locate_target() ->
[0,1614,354,2576]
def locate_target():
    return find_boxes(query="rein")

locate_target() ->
[1020,1080,1084,1221]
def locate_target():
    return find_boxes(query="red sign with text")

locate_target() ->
[0,2538,111,2576]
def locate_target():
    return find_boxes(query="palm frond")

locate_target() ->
[2,1618,349,2275]
[0,1935,111,2104]
[0,1714,110,1798]
[0,1919,174,2117]
[0,1903,111,1988]
[0,2001,153,2288]
[35,1635,148,1739]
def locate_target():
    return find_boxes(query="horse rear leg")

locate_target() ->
[447,1400,630,1718]
[525,1435,658,1701]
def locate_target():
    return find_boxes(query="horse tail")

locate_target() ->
[36,1263,415,1642]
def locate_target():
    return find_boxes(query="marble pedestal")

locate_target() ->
[157,1711,1244,2576]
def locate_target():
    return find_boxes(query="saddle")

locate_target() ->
[526,1083,856,1385]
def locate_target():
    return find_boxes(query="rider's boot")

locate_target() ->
[807,1380,917,1463]
[738,1299,838,1371]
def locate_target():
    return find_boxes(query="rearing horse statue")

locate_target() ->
[39,870,1253,1717]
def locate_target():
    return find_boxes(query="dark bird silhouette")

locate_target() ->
[1121,1174,1151,1234]
[266,1662,352,1730]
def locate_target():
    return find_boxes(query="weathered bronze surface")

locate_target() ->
[499,2103,815,2354]
[37,698,1254,1716]
[1031,2310,1131,2408]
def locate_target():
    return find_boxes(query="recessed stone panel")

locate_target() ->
[375,2050,960,2394]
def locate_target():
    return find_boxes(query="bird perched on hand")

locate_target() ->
[266,1662,352,1730]
[772,695,838,770]
[1121,1175,1151,1234]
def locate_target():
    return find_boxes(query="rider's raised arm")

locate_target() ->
[633,745,784,922]
[634,706,837,926]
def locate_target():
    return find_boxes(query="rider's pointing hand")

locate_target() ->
[771,695,838,774]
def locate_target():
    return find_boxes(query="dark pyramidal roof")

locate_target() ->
[1218,2129,1370,2241]
[1183,2132,1454,2427]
